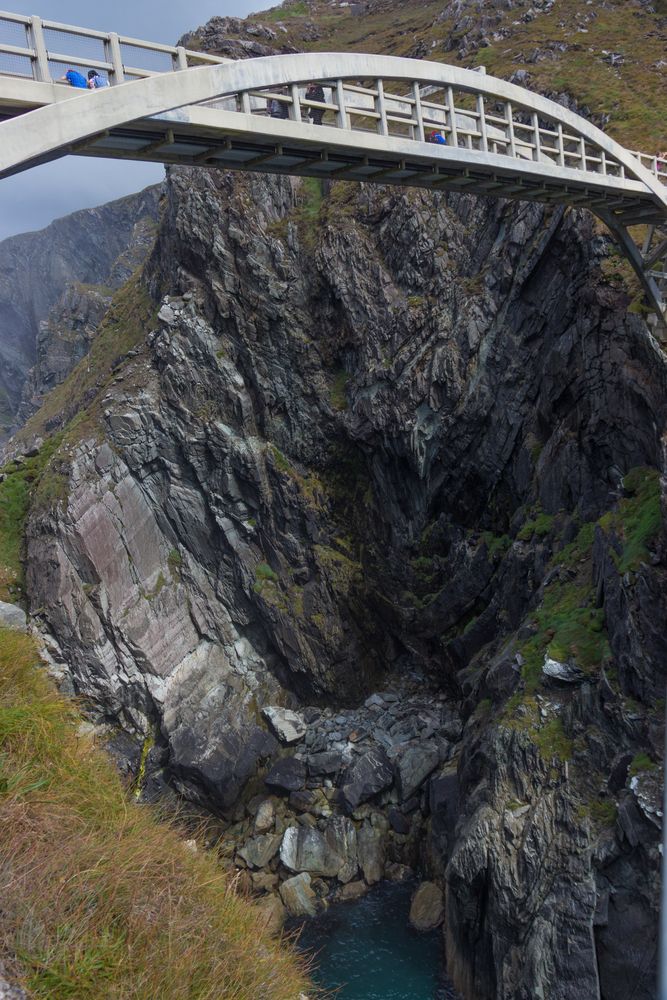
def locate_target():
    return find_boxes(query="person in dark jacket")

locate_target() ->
[268,90,290,119]
[306,83,325,125]
[59,68,88,88]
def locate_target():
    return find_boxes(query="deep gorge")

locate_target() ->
[1,2,666,998]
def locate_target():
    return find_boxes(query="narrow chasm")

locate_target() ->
[13,166,666,999]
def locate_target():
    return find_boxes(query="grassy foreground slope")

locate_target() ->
[0,627,312,1000]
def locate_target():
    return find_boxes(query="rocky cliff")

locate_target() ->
[3,2,666,999]
[0,185,161,444]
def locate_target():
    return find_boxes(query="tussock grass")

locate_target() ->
[0,627,314,1000]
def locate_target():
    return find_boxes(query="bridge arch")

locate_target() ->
[1,48,665,323]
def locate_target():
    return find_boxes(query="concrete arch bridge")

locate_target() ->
[1,10,666,325]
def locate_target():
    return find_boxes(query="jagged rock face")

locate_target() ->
[23,164,666,999]
[0,185,161,442]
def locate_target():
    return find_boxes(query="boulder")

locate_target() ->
[279,872,318,917]
[0,965,28,1000]
[325,816,358,882]
[255,893,285,936]
[262,706,307,745]
[306,750,344,777]
[339,880,369,902]
[409,881,444,931]
[542,655,585,684]
[385,862,414,882]
[0,601,27,632]
[265,756,306,794]
[394,742,439,801]
[280,825,343,877]
[339,748,393,811]
[357,819,384,885]
[388,807,410,834]
[254,798,276,834]
[289,788,332,817]
[251,871,279,893]
[237,832,282,869]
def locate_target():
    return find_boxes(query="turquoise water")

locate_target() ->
[292,882,461,1000]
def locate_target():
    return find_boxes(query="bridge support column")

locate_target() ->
[599,211,667,331]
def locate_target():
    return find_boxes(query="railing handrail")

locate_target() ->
[0,9,227,74]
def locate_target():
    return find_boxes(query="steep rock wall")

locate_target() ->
[22,165,666,999]
[0,185,161,442]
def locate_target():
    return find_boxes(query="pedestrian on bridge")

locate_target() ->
[268,90,290,119]
[306,83,325,125]
[59,68,88,88]
[87,70,109,89]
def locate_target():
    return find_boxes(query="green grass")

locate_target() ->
[517,509,555,542]
[480,531,511,559]
[262,0,309,20]
[0,627,313,999]
[519,580,609,690]
[471,0,667,152]
[506,697,573,761]
[587,799,618,827]
[629,751,657,776]
[532,717,573,761]
[599,467,662,574]
[553,522,595,567]
[254,561,280,595]
[271,445,293,474]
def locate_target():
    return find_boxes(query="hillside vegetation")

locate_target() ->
[243,0,667,152]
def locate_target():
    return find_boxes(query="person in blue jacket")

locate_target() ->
[60,68,88,88]
[428,129,447,145]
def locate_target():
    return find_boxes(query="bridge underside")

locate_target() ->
[0,91,662,226]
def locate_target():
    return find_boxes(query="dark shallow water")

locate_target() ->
[291,881,461,1000]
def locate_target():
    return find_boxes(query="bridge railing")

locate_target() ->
[235,78,635,181]
[1,11,666,196]
[0,10,225,85]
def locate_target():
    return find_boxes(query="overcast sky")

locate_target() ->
[0,0,264,241]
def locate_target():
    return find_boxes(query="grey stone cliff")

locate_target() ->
[13,159,665,1000]
[0,184,161,442]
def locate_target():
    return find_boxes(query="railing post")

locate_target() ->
[446,85,458,147]
[27,16,50,83]
[579,135,587,172]
[375,79,388,136]
[335,79,348,129]
[532,111,541,162]
[411,82,424,143]
[600,149,607,175]
[105,32,125,84]
[289,83,301,122]
[557,122,565,167]
[174,46,188,71]
[477,93,488,152]
[506,102,516,157]
[239,91,251,114]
